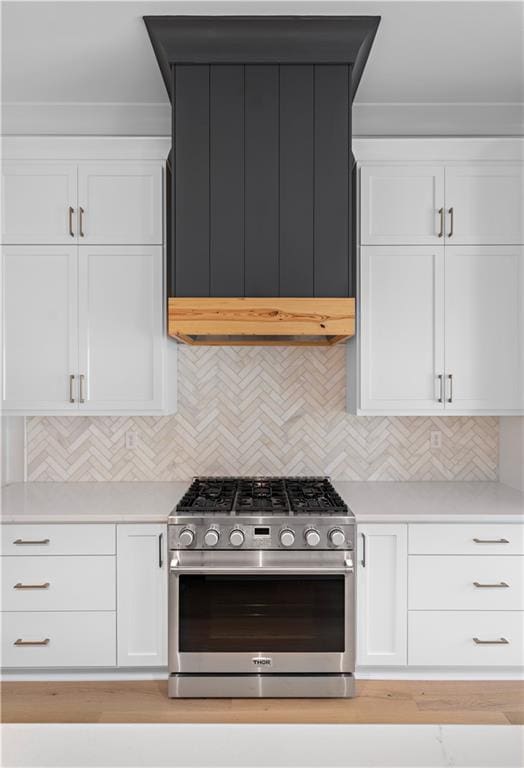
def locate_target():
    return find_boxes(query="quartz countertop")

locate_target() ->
[0,482,190,523]
[335,481,524,522]
[1,481,523,525]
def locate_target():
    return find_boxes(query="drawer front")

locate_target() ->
[409,555,524,610]
[409,524,524,555]
[2,524,115,556]
[1,556,115,611]
[1,611,116,667]
[409,611,524,667]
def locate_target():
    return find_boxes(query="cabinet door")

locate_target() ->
[445,246,524,412]
[360,165,444,245]
[1,162,77,244]
[360,246,445,412]
[2,246,78,411]
[78,246,164,411]
[357,524,408,667]
[78,162,162,244]
[117,524,167,667]
[445,164,523,245]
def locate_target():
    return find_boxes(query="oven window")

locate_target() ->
[179,575,345,652]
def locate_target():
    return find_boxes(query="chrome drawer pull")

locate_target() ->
[14,638,50,646]
[473,538,509,544]
[473,581,509,588]
[14,582,50,590]
[473,637,509,645]
[13,538,50,546]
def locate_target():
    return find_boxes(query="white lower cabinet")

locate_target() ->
[2,555,116,612]
[2,612,116,668]
[356,524,408,666]
[409,611,524,667]
[356,522,524,674]
[116,524,167,667]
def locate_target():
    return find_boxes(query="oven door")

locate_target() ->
[169,550,354,674]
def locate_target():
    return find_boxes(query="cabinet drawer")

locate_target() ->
[1,524,115,556]
[1,556,115,611]
[409,556,524,610]
[1,611,116,668]
[409,524,524,555]
[409,611,524,667]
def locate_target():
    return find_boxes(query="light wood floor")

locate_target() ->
[1,680,523,724]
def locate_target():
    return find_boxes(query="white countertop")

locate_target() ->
[1,481,523,524]
[0,482,189,523]
[334,481,524,522]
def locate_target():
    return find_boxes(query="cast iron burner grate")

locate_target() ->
[176,478,237,513]
[175,477,348,515]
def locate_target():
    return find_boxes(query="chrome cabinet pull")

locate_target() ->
[159,533,163,569]
[14,582,50,590]
[14,638,50,646]
[473,581,509,588]
[437,374,444,403]
[13,538,50,546]
[79,207,85,237]
[473,637,509,645]
[448,207,454,237]
[361,532,366,568]
[447,373,453,403]
[69,374,76,404]
[79,374,86,403]
[68,207,75,237]
[438,207,444,238]
[473,538,509,544]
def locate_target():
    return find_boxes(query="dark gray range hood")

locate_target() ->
[144,16,380,346]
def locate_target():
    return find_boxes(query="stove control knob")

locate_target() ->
[329,528,346,547]
[229,529,245,547]
[179,528,194,547]
[280,529,295,548]
[305,528,321,548]
[204,529,220,547]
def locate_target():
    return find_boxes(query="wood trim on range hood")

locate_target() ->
[168,297,355,346]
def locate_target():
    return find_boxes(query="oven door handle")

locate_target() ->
[170,558,354,575]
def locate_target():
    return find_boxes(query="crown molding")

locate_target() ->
[2,101,523,140]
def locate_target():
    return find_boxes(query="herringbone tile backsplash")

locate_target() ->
[27,346,498,481]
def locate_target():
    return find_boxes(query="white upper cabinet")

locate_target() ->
[78,163,162,244]
[1,162,77,244]
[445,164,523,245]
[2,161,163,245]
[444,246,524,412]
[360,162,523,247]
[78,246,164,411]
[117,524,167,668]
[353,153,524,415]
[2,245,78,411]
[360,166,444,245]
[359,246,444,412]
[2,153,176,416]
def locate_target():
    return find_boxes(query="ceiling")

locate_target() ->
[2,1,523,135]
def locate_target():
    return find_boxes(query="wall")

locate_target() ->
[499,417,524,491]
[26,346,498,482]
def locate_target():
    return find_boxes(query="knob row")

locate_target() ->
[178,527,346,548]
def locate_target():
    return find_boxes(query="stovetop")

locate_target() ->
[175,477,348,516]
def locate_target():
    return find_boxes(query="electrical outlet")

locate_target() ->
[430,431,442,449]
[125,431,138,450]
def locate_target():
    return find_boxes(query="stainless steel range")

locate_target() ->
[168,477,355,698]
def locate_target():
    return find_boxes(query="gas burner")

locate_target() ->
[176,478,237,514]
